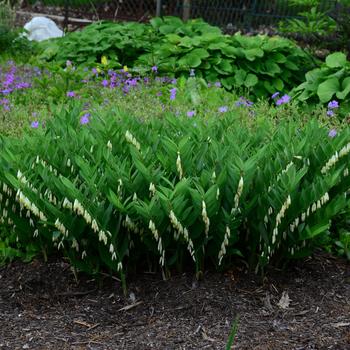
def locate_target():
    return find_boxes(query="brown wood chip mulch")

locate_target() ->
[0,253,349,350]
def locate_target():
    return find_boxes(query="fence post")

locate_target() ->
[156,0,163,17]
[245,0,258,31]
[183,0,191,21]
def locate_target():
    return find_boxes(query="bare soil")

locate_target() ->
[0,253,349,349]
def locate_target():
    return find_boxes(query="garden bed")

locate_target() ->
[0,253,349,349]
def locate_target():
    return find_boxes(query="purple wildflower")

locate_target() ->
[276,94,291,106]
[214,82,221,88]
[67,91,75,98]
[187,110,196,118]
[271,92,280,99]
[235,97,254,108]
[328,129,337,138]
[102,79,109,87]
[151,66,158,72]
[326,110,334,117]
[80,113,90,125]
[218,106,228,113]
[170,88,177,101]
[328,100,339,109]
[31,121,39,128]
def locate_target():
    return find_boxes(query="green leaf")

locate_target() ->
[244,73,258,88]
[178,53,202,68]
[336,77,350,100]
[325,52,347,68]
[234,69,247,86]
[191,48,210,59]
[300,222,330,240]
[317,78,340,103]
[243,48,264,61]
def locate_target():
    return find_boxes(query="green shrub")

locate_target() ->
[0,0,16,51]
[279,7,336,37]
[0,104,349,287]
[39,17,315,98]
[293,52,350,104]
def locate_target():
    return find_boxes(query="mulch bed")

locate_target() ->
[0,253,349,349]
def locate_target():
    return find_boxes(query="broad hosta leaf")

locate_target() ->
[325,52,347,68]
[336,77,350,100]
[317,78,340,102]
[244,73,258,88]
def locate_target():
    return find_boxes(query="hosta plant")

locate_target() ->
[39,17,315,99]
[0,105,349,290]
[293,52,350,104]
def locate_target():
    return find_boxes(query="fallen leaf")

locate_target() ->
[277,291,290,310]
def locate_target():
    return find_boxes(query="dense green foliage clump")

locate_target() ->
[0,102,349,287]
[40,17,315,98]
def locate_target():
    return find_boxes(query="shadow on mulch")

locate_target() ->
[0,253,349,350]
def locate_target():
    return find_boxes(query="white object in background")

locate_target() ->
[24,17,64,42]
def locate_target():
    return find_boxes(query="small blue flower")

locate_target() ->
[218,106,228,113]
[276,94,290,106]
[328,100,339,109]
[187,110,196,118]
[328,129,337,138]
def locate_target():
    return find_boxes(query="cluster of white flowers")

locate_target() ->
[125,130,141,151]
[234,176,244,211]
[117,178,123,196]
[290,192,330,234]
[109,243,117,261]
[16,189,47,223]
[17,170,38,195]
[71,238,79,252]
[0,183,20,228]
[149,219,165,266]
[62,197,73,210]
[272,195,291,244]
[1,182,13,197]
[44,189,58,206]
[123,215,143,234]
[218,226,231,265]
[149,182,156,197]
[34,156,58,175]
[169,210,195,261]
[321,142,350,174]
[201,200,210,238]
[176,151,183,179]
[276,161,294,182]
[264,206,274,224]
[72,198,110,245]
[54,218,68,237]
